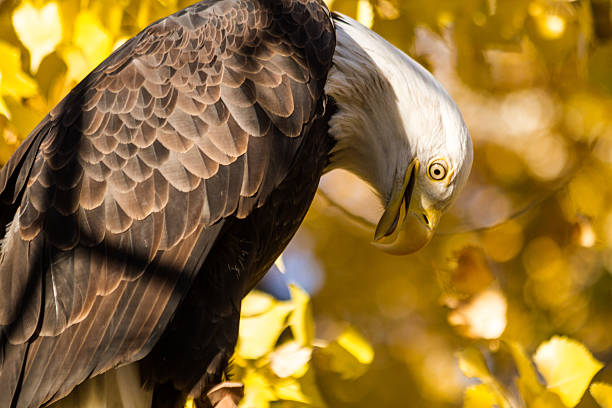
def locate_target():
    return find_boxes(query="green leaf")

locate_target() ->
[463,384,496,408]
[591,383,612,408]
[288,284,314,347]
[533,336,603,407]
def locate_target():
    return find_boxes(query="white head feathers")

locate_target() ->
[325,14,472,212]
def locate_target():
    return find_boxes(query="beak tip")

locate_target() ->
[372,211,439,255]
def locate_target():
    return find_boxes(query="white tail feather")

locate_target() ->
[49,364,153,408]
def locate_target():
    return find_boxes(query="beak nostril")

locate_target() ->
[422,213,429,226]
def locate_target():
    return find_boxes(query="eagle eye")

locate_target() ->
[427,159,448,181]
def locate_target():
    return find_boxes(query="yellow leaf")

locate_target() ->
[3,96,45,138]
[295,369,327,408]
[506,341,543,395]
[156,0,177,8]
[60,46,92,84]
[313,341,369,380]
[12,1,62,73]
[356,0,374,28]
[106,5,126,37]
[591,382,612,408]
[0,96,9,119]
[463,384,496,408]
[533,336,603,407]
[0,42,38,99]
[236,294,293,360]
[529,391,568,408]
[288,284,314,347]
[0,75,10,119]
[457,348,512,408]
[239,370,275,408]
[274,255,286,274]
[269,341,311,378]
[74,11,112,67]
[291,369,327,407]
[113,37,130,52]
[241,291,276,317]
[457,348,493,381]
[136,0,152,29]
[273,377,310,404]
[0,133,16,165]
[312,326,373,380]
[448,288,507,339]
[336,326,374,365]
[505,341,566,408]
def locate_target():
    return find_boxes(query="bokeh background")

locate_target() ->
[1,0,612,407]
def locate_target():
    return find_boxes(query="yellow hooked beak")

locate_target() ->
[373,159,441,255]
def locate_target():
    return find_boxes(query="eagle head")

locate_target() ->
[325,14,473,255]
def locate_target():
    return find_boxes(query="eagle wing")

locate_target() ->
[0,0,335,406]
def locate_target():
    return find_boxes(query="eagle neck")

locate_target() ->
[323,16,414,202]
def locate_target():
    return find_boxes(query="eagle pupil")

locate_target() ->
[428,160,448,180]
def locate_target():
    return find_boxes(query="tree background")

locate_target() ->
[1,0,612,407]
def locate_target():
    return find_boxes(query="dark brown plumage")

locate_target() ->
[0,0,335,406]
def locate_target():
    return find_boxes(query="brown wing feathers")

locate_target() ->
[0,0,335,406]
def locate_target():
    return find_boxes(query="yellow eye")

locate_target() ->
[428,159,448,181]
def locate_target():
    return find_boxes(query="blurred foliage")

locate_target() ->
[457,336,610,408]
[227,285,374,407]
[1,0,612,407]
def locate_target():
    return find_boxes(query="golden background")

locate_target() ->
[1,0,612,407]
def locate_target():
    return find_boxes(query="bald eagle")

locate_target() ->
[0,0,472,407]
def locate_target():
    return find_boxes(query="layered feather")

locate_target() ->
[0,0,335,406]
